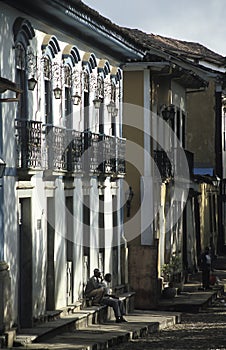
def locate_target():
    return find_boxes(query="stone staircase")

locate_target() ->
[10,286,135,348]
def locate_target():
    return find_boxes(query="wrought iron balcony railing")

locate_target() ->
[15,119,42,170]
[67,129,83,173]
[116,137,126,177]
[100,134,117,176]
[81,131,100,175]
[154,150,173,181]
[154,148,194,182]
[81,132,126,178]
[43,124,67,172]
[15,120,126,178]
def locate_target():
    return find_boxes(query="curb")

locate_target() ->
[7,311,180,349]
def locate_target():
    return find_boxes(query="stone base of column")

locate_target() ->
[0,261,13,334]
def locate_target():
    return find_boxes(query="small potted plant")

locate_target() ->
[161,255,184,296]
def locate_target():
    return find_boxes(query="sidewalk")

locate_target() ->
[3,256,226,350]
[5,310,181,350]
[158,255,226,312]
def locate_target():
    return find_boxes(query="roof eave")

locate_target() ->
[3,0,145,61]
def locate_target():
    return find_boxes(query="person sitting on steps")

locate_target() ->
[84,268,105,306]
[101,273,127,323]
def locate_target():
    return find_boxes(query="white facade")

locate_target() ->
[0,2,130,328]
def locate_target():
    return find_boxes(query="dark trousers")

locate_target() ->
[86,288,105,304]
[101,297,125,318]
[202,268,210,289]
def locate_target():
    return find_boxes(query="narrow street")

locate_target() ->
[111,300,226,350]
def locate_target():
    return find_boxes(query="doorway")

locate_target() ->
[18,197,32,328]
[46,197,55,311]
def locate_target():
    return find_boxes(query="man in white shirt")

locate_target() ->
[101,273,127,323]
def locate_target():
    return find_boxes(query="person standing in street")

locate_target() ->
[200,247,212,290]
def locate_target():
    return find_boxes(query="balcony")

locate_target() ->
[154,148,194,183]
[82,131,100,176]
[115,137,126,178]
[170,148,194,180]
[15,121,126,180]
[67,129,83,174]
[154,150,173,181]
[82,132,126,179]
[15,119,42,179]
[43,124,67,177]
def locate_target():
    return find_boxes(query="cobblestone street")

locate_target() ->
[111,299,226,350]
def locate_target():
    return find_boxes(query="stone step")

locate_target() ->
[13,292,136,347]
[10,310,181,350]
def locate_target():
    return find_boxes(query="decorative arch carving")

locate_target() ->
[82,52,97,72]
[111,67,122,82]
[62,45,81,66]
[98,59,111,78]
[41,34,60,58]
[13,17,35,45]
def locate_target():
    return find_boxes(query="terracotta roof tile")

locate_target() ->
[121,28,225,65]
[71,2,226,66]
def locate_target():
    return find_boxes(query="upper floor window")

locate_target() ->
[97,75,104,134]
[43,57,52,80]
[83,70,90,131]
[43,56,52,124]
[64,65,72,87]
[64,65,72,128]
[15,43,27,119]
[15,43,26,70]
[13,18,35,119]
[83,70,89,93]
[41,35,61,125]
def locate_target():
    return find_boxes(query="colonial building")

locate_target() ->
[121,29,226,308]
[0,0,144,334]
[1,0,226,343]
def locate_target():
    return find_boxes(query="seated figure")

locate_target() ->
[101,273,127,323]
[84,268,105,306]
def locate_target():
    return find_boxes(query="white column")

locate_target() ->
[104,179,113,274]
[90,178,99,270]
[73,178,84,301]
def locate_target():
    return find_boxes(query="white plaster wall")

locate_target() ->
[104,179,113,274]
[54,178,67,309]
[1,5,24,324]
[4,176,18,323]
[73,178,84,301]
[0,3,124,320]
[186,198,197,270]
[89,178,99,271]
[31,174,47,317]
[116,183,122,284]
[171,81,186,112]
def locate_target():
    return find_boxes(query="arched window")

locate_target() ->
[97,75,104,134]
[83,69,90,131]
[110,67,122,137]
[64,64,72,128]
[42,56,52,124]
[13,17,35,119]
[41,35,60,125]
[62,45,81,129]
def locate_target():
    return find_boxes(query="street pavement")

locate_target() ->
[4,255,226,350]
[109,302,226,350]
